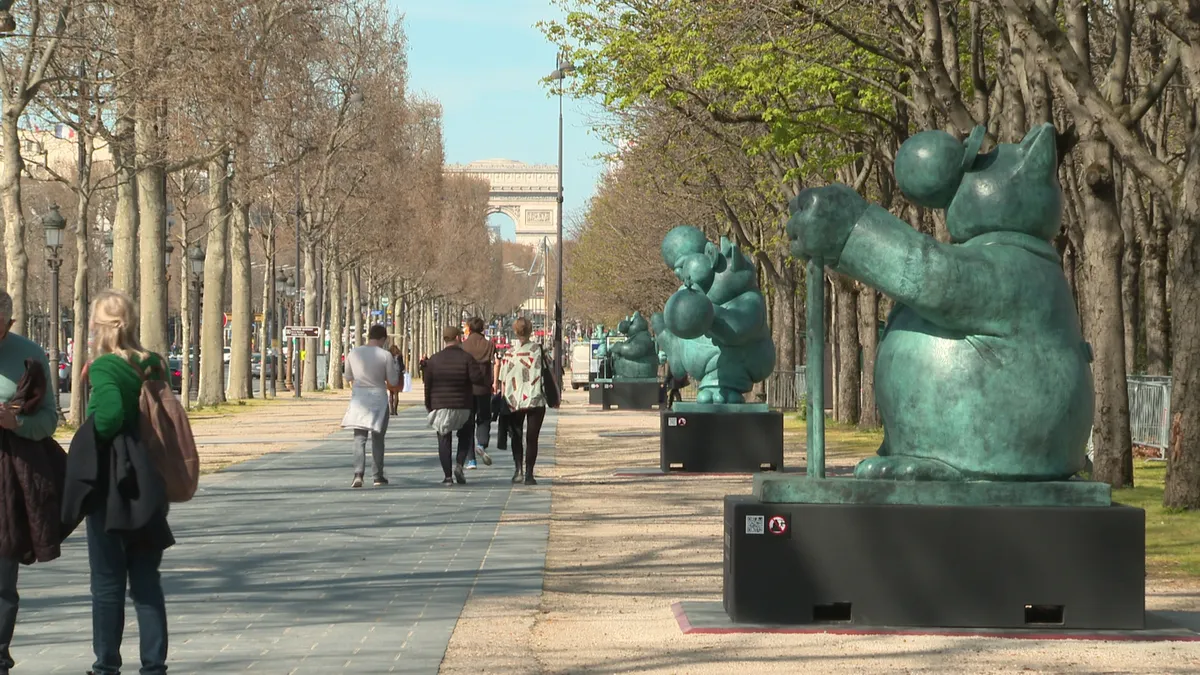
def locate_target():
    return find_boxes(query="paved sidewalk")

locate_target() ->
[12,406,556,674]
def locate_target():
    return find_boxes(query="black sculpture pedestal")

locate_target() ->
[660,403,783,473]
[589,379,607,405]
[601,379,661,411]
[723,495,1146,630]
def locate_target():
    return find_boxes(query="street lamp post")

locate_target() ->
[42,205,65,420]
[275,270,291,396]
[187,246,205,399]
[548,54,575,388]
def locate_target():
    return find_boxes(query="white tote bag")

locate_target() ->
[402,371,413,393]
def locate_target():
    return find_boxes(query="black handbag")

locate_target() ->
[540,350,562,409]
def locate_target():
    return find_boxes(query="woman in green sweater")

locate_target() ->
[84,290,171,675]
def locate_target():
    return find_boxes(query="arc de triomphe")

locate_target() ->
[444,159,559,249]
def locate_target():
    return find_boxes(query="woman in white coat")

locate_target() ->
[342,325,400,488]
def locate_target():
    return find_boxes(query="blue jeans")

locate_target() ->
[86,513,168,675]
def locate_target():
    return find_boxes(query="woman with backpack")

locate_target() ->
[498,317,547,485]
[78,290,173,675]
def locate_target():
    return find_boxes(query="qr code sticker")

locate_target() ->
[745,515,765,535]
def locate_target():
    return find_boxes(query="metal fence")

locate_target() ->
[1087,375,1173,460]
[766,367,807,411]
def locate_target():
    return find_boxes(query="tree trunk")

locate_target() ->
[69,168,91,427]
[354,269,364,347]
[857,284,879,428]
[227,202,252,400]
[1120,170,1140,374]
[326,255,344,390]
[199,152,231,406]
[772,259,798,372]
[1,110,29,333]
[1144,196,1171,375]
[1077,140,1133,488]
[111,160,138,294]
[1162,56,1200,506]
[303,243,318,392]
[135,110,167,355]
[833,274,859,425]
[180,234,192,411]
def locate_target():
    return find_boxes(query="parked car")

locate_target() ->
[251,353,276,378]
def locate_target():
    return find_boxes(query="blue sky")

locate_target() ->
[387,0,608,241]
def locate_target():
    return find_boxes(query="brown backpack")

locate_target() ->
[130,357,199,503]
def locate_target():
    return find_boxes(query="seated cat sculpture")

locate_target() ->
[652,226,775,404]
[785,123,1094,481]
[609,312,660,379]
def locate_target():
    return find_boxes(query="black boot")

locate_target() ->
[512,460,523,484]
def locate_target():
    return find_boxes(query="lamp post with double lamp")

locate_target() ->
[547,54,575,387]
[42,205,65,420]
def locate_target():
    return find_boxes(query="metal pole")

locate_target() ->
[48,256,62,420]
[553,69,565,384]
[294,168,302,398]
[192,279,201,397]
[805,259,826,478]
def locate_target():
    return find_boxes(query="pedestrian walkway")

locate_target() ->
[13,406,556,674]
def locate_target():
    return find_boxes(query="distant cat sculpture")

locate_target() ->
[608,312,659,379]
[786,123,1094,481]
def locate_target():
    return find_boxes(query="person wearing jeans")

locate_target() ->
[424,326,489,485]
[459,317,495,470]
[342,325,401,488]
[79,290,174,675]
[499,317,548,485]
[86,511,167,675]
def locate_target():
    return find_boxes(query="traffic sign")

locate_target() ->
[283,326,320,339]
[381,297,390,307]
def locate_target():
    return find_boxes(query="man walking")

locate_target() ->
[424,326,489,485]
[342,325,400,488]
[460,317,495,469]
[0,291,62,675]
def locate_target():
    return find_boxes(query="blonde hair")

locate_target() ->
[512,316,532,340]
[91,289,150,362]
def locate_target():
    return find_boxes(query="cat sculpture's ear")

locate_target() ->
[1020,123,1058,179]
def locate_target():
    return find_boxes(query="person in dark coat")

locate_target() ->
[0,291,62,675]
[459,317,495,469]
[423,326,489,486]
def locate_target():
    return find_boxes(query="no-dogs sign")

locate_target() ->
[767,515,789,536]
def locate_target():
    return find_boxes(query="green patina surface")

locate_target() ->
[671,402,769,414]
[652,226,775,406]
[609,312,661,379]
[785,124,1094,483]
[754,475,1112,507]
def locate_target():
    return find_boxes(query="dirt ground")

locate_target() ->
[440,391,1200,674]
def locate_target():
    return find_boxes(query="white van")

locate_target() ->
[570,342,593,389]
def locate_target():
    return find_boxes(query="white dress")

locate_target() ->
[341,345,400,433]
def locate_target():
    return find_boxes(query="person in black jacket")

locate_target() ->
[424,326,489,485]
